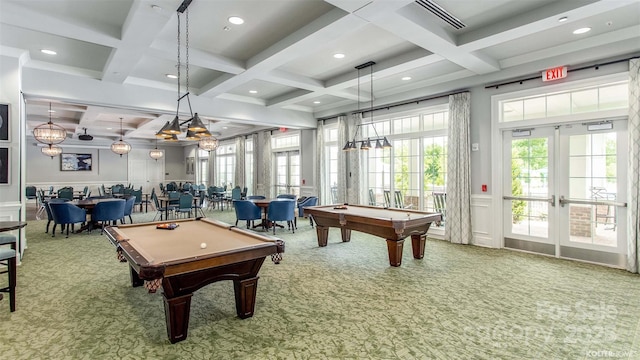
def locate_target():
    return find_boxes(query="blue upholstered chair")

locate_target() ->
[0,234,17,312]
[48,202,87,238]
[92,200,125,234]
[121,196,136,224]
[276,194,297,200]
[57,187,74,201]
[247,195,265,200]
[297,196,318,227]
[44,198,70,234]
[175,193,193,218]
[233,200,262,229]
[25,186,37,201]
[267,199,296,234]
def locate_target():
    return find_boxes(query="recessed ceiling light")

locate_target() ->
[313,101,321,104]
[333,53,345,59]
[166,74,178,79]
[41,49,57,55]
[573,27,591,34]
[558,16,568,22]
[223,126,228,130]
[249,90,258,94]
[106,127,112,130]
[228,16,244,25]
[401,76,412,81]
[151,5,162,12]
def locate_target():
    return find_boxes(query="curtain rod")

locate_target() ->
[316,89,468,122]
[484,55,638,89]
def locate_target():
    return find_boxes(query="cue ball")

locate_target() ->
[200,242,207,249]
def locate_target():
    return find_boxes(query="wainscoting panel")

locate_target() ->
[471,194,494,247]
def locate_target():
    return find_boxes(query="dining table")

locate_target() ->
[248,198,293,230]
[70,198,125,233]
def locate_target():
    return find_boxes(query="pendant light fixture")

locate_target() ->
[343,61,392,151]
[198,119,219,152]
[33,103,67,146]
[111,117,131,157]
[41,144,63,158]
[149,138,164,161]
[159,0,210,141]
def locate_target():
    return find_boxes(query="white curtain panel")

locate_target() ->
[209,149,216,186]
[262,131,272,198]
[445,92,473,245]
[348,113,362,205]
[627,58,640,273]
[235,136,245,189]
[337,115,348,204]
[316,121,325,204]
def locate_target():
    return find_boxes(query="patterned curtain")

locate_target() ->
[627,58,640,273]
[316,121,325,204]
[235,136,245,188]
[337,115,348,204]
[262,131,272,198]
[445,92,472,245]
[348,113,362,205]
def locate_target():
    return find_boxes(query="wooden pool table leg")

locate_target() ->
[386,239,405,267]
[233,276,259,319]
[411,233,427,259]
[315,226,329,246]
[340,228,351,243]
[163,293,193,344]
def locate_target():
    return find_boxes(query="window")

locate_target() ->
[362,106,448,218]
[245,138,254,195]
[216,143,236,188]
[272,132,301,196]
[324,125,339,205]
[197,149,209,187]
[499,81,628,122]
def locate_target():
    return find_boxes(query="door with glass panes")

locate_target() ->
[274,151,300,196]
[503,120,627,267]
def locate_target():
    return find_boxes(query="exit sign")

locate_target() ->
[542,66,567,82]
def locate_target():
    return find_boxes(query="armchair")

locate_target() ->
[297,196,318,227]
[48,202,87,238]
[233,200,262,229]
[267,199,296,234]
[92,200,126,234]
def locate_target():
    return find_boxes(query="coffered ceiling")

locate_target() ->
[1,0,638,146]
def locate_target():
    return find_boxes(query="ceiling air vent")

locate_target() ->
[415,0,466,30]
[78,128,93,141]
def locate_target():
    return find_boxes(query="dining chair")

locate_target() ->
[57,187,74,201]
[175,193,194,218]
[121,196,136,224]
[383,190,391,208]
[48,202,87,238]
[230,186,242,206]
[92,200,126,234]
[297,196,318,227]
[44,198,70,234]
[191,193,206,218]
[152,192,172,221]
[131,189,144,212]
[233,200,262,229]
[394,190,413,209]
[0,235,17,311]
[247,195,265,200]
[266,199,296,234]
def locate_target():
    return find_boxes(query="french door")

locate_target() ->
[273,150,300,196]
[502,120,628,267]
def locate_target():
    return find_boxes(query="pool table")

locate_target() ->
[304,205,441,267]
[104,218,285,343]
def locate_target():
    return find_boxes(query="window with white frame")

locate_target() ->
[362,106,448,222]
[245,137,254,196]
[499,80,628,122]
[323,124,339,205]
[271,132,300,196]
[197,149,209,187]
[215,142,236,188]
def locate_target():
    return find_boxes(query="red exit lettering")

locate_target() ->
[542,66,567,82]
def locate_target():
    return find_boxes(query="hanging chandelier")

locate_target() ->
[149,138,164,160]
[157,0,217,151]
[343,61,392,151]
[111,117,131,156]
[33,103,67,145]
[41,144,63,158]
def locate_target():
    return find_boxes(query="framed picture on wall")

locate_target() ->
[61,153,92,171]
[0,103,9,141]
[0,147,9,184]
[186,157,195,174]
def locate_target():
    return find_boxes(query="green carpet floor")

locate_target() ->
[0,208,638,359]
